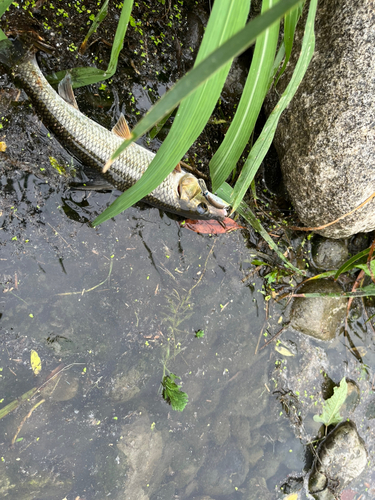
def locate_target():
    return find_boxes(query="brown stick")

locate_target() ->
[289,190,375,232]
[11,399,45,445]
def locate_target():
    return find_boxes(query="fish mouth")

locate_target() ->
[176,172,228,220]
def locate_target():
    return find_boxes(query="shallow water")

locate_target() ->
[0,163,305,500]
[1,1,375,499]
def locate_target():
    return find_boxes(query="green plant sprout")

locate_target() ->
[195,329,204,338]
[313,377,348,434]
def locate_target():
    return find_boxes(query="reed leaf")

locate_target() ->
[46,0,133,88]
[274,2,304,84]
[209,0,281,192]
[216,182,303,275]
[0,0,13,40]
[79,0,109,55]
[334,247,370,280]
[93,0,303,226]
[230,0,317,213]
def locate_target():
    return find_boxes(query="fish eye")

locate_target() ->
[197,202,208,214]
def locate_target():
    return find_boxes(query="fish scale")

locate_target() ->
[8,50,226,221]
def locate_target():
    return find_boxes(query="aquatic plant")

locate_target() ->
[0,0,316,273]
[91,0,316,232]
[313,377,348,433]
[161,374,188,412]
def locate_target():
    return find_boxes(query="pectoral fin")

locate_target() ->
[112,113,132,139]
[58,73,79,109]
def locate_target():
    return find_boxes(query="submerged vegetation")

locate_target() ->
[161,374,189,412]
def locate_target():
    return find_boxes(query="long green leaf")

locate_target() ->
[274,2,304,84]
[93,0,303,226]
[46,0,133,88]
[0,0,13,40]
[216,182,304,275]
[293,284,375,298]
[334,247,370,280]
[79,0,109,55]
[210,0,281,192]
[230,0,317,213]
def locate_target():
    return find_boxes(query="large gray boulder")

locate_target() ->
[266,0,375,238]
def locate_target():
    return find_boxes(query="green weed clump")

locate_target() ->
[161,374,188,412]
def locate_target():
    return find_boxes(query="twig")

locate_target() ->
[1,285,29,305]
[33,362,84,396]
[56,260,113,296]
[11,399,45,445]
[46,222,76,252]
[345,269,365,331]
[290,190,375,232]
[258,326,287,352]
[255,301,269,354]
[180,161,209,181]
[241,265,262,283]
[190,240,216,293]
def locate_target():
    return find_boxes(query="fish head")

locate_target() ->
[177,173,227,220]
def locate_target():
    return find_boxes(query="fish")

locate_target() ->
[0,39,227,221]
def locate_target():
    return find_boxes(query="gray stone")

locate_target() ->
[265,0,375,238]
[308,421,367,499]
[198,444,249,495]
[311,237,349,270]
[290,280,346,340]
[244,477,273,500]
[150,481,176,500]
[117,413,164,500]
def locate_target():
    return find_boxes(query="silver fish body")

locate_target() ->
[8,49,227,221]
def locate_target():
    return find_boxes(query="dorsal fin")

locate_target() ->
[58,72,79,109]
[112,113,131,139]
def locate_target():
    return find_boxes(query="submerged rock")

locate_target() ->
[308,421,367,499]
[265,0,375,238]
[198,443,249,495]
[311,237,349,271]
[290,280,346,341]
[117,413,164,500]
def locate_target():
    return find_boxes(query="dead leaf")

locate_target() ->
[0,142,6,152]
[340,489,357,500]
[30,349,42,375]
[180,217,244,234]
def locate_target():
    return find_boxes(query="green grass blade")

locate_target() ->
[216,182,304,275]
[334,247,370,280]
[149,109,174,140]
[209,0,281,192]
[103,0,304,164]
[306,271,337,280]
[274,2,304,84]
[79,0,109,55]
[93,0,303,226]
[268,41,286,88]
[46,0,133,88]
[230,0,317,213]
[293,284,375,298]
[93,0,252,226]
[0,0,14,40]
